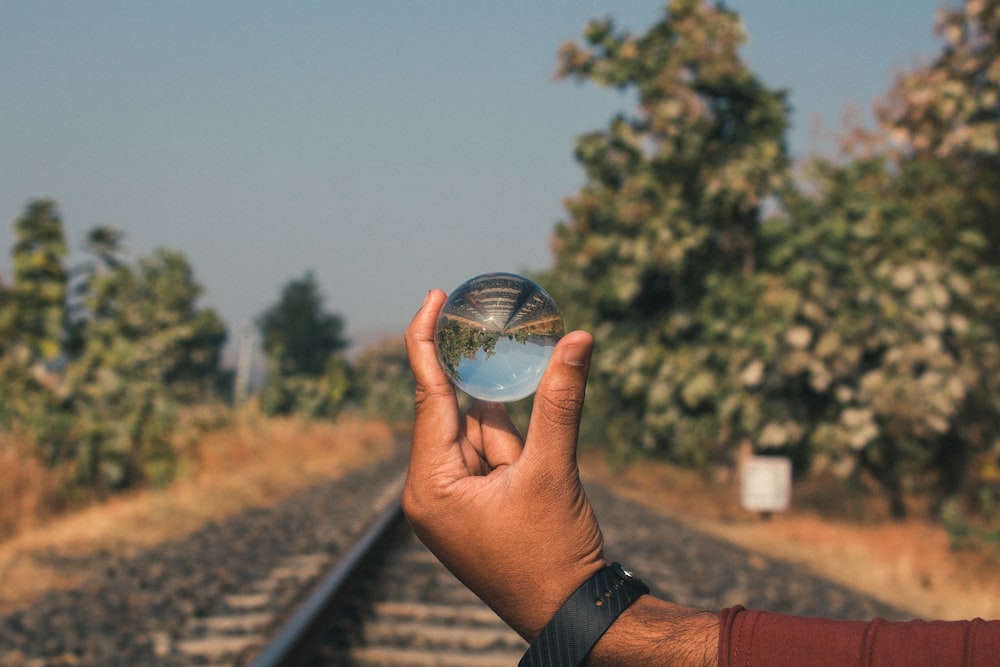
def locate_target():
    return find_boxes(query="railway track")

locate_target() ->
[245,485,527,667]
[289,513,528,667]
[1,451,910,667]
[160,468,412,667]
[244,476,910,667]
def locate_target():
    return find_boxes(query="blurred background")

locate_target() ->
[2,0,999,635]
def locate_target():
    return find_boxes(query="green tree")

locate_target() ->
[65,245,227,488]
[65,225,126,358]
[0,200,72,463]
[256,271,350,417]
[0,203,228,492]
[757,154,1000,518]
[10,199,68,362]
[257,271,347,377]
[756,0,1000,517]
[549,0,789,464]
[747,0,1000,518]
[547,0,1000,524]
[882,0,1000,262]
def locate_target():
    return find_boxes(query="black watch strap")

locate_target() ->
[519,562,649,667]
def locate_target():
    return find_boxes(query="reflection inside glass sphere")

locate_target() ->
[435,273,564,402]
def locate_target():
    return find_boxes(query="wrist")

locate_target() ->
[519,558,608,641]
[587,596,720,667]
[519,562,649,667]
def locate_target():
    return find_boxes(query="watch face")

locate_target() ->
[611,562,650,594]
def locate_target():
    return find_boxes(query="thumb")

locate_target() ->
[523,330,593,470]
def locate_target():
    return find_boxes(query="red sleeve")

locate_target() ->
[719,605,1000,666]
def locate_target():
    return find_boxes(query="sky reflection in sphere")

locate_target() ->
[435,273,564,402]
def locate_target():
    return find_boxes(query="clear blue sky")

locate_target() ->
[0,1,947,356]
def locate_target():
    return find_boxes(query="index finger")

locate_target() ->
[404,289,460,468]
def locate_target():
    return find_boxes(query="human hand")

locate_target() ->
[402,288,606,640]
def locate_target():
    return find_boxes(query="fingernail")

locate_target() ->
[422,290,433,306]
[562,343,589,368]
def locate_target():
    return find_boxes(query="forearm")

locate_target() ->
[718,606,1000,666]
[587,596,719,667]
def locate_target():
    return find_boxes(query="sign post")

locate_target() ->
[740,455,792,519]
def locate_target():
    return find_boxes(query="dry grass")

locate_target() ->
[579,451,1000,621]
[0,433,69,539]
[0,411,397,615]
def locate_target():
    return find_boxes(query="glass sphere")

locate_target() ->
[435,272,564,402]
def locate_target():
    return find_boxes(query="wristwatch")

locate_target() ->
[519,562,649,667]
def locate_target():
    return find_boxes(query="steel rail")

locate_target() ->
[246,494,404,667]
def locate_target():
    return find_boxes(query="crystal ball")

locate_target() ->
[435,272,564,402]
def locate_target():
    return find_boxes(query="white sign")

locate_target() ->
[740,456,792,513]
